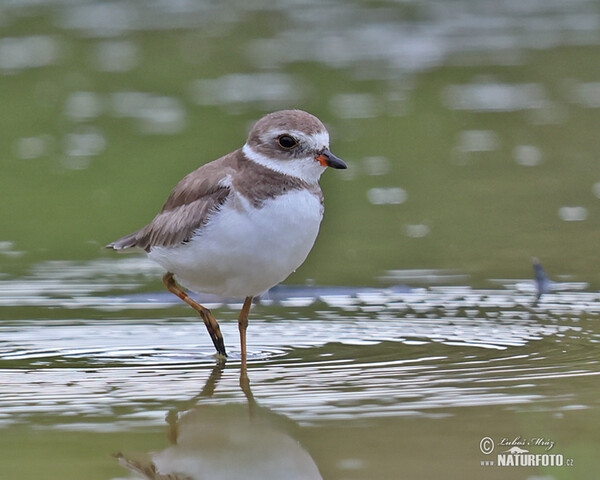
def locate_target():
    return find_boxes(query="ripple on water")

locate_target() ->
[1,282,599,428]
[1,260,599,427]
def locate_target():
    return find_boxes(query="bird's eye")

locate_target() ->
[277,134,298,149]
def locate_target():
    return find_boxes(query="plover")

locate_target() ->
[107,109,346,361]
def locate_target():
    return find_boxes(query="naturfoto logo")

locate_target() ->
[479,436,574,468]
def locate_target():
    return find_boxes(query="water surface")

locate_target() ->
[2,259,599,479]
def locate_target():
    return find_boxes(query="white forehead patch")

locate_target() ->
[308,130,330,150]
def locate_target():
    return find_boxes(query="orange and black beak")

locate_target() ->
[315,149,347,169]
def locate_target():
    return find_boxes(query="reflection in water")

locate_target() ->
[115,364,322,480]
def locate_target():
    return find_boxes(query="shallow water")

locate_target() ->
[3,0,600,478]
[2,259,600,478]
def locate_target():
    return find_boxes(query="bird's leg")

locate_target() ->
[238,296,253,368]
[162,272,227,357]
[237,295,255,419]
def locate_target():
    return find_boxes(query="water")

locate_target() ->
[2,1,600,479]
[1,260,599,478]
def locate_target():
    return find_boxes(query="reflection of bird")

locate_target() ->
[532,257,551,304]
[115,364,322,480]
[108,110,346,361]
[502,446,529,455]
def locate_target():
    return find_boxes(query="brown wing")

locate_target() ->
[107,152,241,252]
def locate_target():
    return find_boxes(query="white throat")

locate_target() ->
[242,143,327,184]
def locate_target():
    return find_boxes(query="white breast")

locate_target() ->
[148,188,324,297]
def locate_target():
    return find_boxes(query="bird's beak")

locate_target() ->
[315,149,347,169]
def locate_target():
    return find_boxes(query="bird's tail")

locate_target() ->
[106,231,141,251]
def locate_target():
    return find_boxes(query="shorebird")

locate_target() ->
[107,109,346,362]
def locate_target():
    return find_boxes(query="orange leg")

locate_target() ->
[162,272,227,357]
[238,296,253,368]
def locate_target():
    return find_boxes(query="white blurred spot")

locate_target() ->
[92,40,139,72]
[56,3,135,37]
[330,93,381,119]
[457,130,499,152]
[338,458,365,470]
[405,224,430,238]
[64,91,103,121]
[136,96,187,135]
[61,156,92,170]
[0,241,24,257]
[246,22,444,74]
[592,182,600,199]
[0,36,60,72]
[190,73,301,107]
[514,145,542,166]
[63,127,106,159]
[0,241,14,251]
[378,269,469,284]
[14,136,48,159]
[443,81,546,111]
[109,92,186,135]
[362,156,391,176]
[367,187,407,205]
[279,297,316,308]
[570,82,600,108]
[558,206,588,222]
